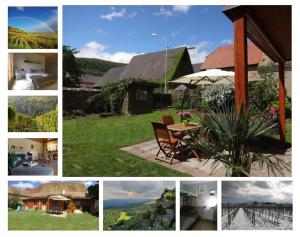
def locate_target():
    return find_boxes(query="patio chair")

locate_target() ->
[151,121,184,164]
[162,115,175,126]
[162,115,184,139]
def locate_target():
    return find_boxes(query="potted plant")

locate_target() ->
[178,111,192,126]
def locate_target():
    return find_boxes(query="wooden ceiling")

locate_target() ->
[223,5,291,62]
[28,138,57,143]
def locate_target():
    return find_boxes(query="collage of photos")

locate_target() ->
[5,3,293,234]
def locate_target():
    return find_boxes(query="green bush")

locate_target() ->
[269,98,292,118]
[202,85,234,110]
[249,79,278,112]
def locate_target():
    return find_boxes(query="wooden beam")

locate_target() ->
[234,14,248,110]
[246,12,285,63]
[279,62,286,143]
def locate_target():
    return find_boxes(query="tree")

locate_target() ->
[63,45,83,87]
[87,182,99,197]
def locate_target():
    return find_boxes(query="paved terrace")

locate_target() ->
[120,139,291,177]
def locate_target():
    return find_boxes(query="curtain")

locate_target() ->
[8,53,14,81]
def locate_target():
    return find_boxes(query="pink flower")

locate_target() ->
[269,107,277,114]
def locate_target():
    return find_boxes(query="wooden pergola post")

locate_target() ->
[279,62,286,143]
[233,15,248,111]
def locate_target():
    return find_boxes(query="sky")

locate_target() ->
[222,181,293,204]
[63,5,233,64]
[103,181,175,200]
[8,7,58,33]
[8,181,97,189]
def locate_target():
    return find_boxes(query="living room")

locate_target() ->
[8,138,58,176]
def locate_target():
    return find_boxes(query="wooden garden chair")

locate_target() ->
[162,115,184,139]
[151,121,184,165]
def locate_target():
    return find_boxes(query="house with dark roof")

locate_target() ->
[8,182,98,213]
[80,74,102,88]
[199,42,291,96]
[93,66,126,88]
[119,47,194,82]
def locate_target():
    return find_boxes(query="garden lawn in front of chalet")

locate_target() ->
[63,109,187,177]
[8,210,99,230]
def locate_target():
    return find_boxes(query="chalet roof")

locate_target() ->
[93,66,126,88]
[119,47,187,81]
[201,42,263,70]
[81,74,102,84]
[9,182,88,199]
[192,63,202,73]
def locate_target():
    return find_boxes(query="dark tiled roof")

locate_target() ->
[192,63,202,73]
[93,66,126,88]
[119,47,187,81]
[81,74,102,84]
[201,42,263,70]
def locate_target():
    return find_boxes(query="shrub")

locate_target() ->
[269,98,292,119]
[249,79,278,112]
[202,85,234,109]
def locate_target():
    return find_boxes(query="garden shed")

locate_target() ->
[121,82,158,115]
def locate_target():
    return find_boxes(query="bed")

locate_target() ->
[25,72,57,89]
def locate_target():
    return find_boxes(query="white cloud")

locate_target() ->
[181,41,211,63]
[173,5,191,14]
[154,6,191,17]
[100,8,137,21]
[82,181,94,187]
[77,40,137,63]
[171,30,179,37]
[16,7,24,11]
[12,182,34,189]
[222,39,232,44]
[96,28,106,34]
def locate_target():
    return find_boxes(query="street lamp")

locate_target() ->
[152,33,168,93]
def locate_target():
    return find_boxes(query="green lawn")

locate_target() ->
[8,210,99,230]
[63,109,187,177]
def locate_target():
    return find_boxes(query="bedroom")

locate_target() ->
[180,181,218,231]
[8,53,58,90]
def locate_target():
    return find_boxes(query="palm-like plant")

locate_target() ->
[193,103,289,177]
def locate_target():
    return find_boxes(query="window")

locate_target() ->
[136,88,148,101]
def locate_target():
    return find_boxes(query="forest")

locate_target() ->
[8,96,58,132]
[103,189,176,230]
[8,26,58,49]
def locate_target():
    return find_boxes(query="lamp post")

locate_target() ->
[152,33,168,93]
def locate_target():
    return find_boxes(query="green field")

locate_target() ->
[63,108,187,177]
[8,210,99,230]
[8,26,58,49]
[104,200,176,230]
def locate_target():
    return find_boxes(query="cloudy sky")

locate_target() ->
[8,181,97,189]
[8,7,58,33]
[222,181,293,204]
[104,181,175,200]
[63,5,233,63]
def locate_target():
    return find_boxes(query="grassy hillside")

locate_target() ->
[8,26,58,49]
[76,57,126,76]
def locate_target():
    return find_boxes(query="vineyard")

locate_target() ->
[8,104,57,132]
[36,106,58,132]
[103,202,156,230]
[222,202,293,230]
[8,26,58,49]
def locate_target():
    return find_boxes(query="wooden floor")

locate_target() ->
[190,219,217,230]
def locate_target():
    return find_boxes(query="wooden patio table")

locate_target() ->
[167,122,203,160]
